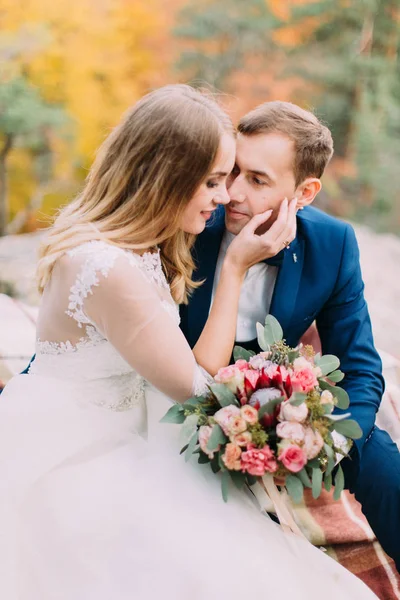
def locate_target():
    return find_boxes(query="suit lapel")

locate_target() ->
[269,235,305,335]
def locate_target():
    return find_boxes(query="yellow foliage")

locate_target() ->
[0,0,179,224]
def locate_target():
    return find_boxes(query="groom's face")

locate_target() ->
[225,132,298,235]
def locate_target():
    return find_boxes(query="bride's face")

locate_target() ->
[180,133,236,234]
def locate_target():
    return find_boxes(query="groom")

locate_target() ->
[180,101,400,569]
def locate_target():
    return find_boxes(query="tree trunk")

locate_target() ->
[0,135,13,237]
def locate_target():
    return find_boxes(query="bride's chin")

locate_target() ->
[181,221,206,235]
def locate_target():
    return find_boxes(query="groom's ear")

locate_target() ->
[295,177,322,209]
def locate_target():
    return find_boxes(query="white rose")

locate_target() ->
[279,401,309,423]
[276,421,305,444]
[303,427,324,459]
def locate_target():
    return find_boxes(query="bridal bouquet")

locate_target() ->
[162,316,361,508]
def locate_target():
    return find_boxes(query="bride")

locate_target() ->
[0,84,377,599]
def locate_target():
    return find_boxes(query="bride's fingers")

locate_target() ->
[259,198,296,252]
[241,209,273,235]
[273,198,297,249]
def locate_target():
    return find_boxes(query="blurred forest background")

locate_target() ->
[0,0,399,238]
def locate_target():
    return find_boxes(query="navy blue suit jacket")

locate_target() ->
[179,206,384,477]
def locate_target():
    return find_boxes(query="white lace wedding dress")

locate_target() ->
[0,241,377,599]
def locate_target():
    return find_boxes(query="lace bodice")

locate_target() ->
[30,241,207,412]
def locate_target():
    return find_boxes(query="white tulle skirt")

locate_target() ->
[0,375,377,599]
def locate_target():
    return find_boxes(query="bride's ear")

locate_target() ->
[295,178,321,210]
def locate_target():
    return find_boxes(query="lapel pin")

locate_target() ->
[293,253,298,263]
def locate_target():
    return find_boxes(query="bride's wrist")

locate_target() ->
[221,255,246,282]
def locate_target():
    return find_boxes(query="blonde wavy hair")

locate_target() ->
[37,84,234,303]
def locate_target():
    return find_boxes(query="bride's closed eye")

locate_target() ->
[206,180,219,189]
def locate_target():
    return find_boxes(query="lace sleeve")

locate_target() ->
[192,364,214,397]
[79,247,211,402]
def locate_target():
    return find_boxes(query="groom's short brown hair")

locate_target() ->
[238,101,334,186]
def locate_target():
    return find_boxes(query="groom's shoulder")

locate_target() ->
[298,205,353,242]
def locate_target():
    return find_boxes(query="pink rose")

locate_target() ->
[198,425,220,459]
[214,405,241,435]
[228,415,247,435]
[279,400,309,423]
[291,368,318,393]
[240,405,259,425]
[215,366,245,394]
[303,427,324,459]
[234,359,249,372]
[279,444,307,473]
[241,444,278,476]
[222,443,242,470]
[293,356,322,379]
[276,421,305,443]
[232,431,253,447]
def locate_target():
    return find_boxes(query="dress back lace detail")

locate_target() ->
[30,241,180,412]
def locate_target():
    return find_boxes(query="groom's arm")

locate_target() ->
[316,224,384,465]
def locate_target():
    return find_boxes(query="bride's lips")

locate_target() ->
[226,206,248,220]
[201,210,215,220]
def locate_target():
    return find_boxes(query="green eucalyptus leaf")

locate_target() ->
[286,474,305,503]
[221,470,230,502]
[210,454,221,474]
[160,404,185,424]
[327,370,345,383]
[287,349,301,363]
[179,413,199,446]
[333,464,345,500]
[297,468,312,488]
[312,468,323,499]
[325,456,336,476]
[333,419,363,440]
[323,443,334,459]
[233,346,254,362]
[210,383,239,407]
[185,433,199,462]
[256,322,269,351]
[264,314,283,345]
[246,474,257,487]
[179,444,189,455]
[183,396,206,408]
[230,471,246,490]
[289,392,307,406]
[315,355,340,376]
[207,424,228,452]
[198,452,210,464]
[324,472,333,492]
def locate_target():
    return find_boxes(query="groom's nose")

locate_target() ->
[228,177,246,203]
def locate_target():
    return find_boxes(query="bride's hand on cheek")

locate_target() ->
[224,197,297,276]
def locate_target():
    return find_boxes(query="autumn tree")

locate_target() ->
[0,74,68,236]
[174,0,281,89]
[282,0,400,229]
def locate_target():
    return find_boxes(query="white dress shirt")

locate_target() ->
[210,231,278,342]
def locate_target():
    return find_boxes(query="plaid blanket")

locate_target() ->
[1,294,399,597]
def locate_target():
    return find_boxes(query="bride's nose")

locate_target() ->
[214,188,230,206]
